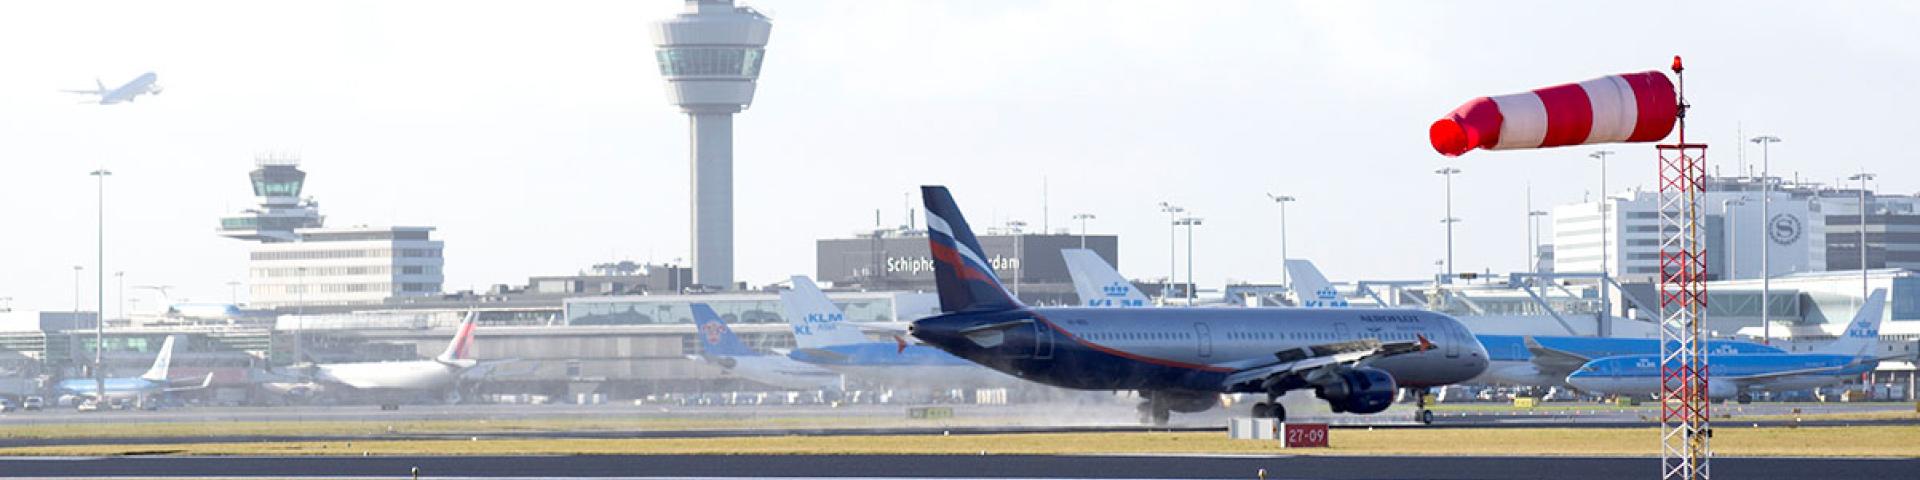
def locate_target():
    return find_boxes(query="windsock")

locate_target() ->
[1430,71,1677,156]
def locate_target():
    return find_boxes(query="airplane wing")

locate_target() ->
[1218,336,1435,391]
[1523,336,1592,376]
[1722,365,1850,386]
[792,348,852,362]
[61,89,105,95]
[163,373,215,392]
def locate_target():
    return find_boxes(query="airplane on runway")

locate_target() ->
[54,335,212,403]
[63,72,161,105]
[1061,249,1150,308]
[689,303,844,391]
[270,313,495,404]
[1061,237,1784,391]
[779,276,1021,388]
[907,186,1488,425]
[1567,290,1905,403]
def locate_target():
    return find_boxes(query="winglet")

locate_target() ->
[1417,334,1435,352]
[895,335,909,355]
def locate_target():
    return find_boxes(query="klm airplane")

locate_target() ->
[688,303,843,391]
[908,186,1488,425]
[1568,290,1901,403]
[1061,249,1150,307]
[54,335,211,403]
[779,276,1021,388]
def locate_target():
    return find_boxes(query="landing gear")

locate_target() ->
[1251,401,1287,422]
[1736,392,1753,405]
[1136,401,1171,426]
[1412,387,1434,425]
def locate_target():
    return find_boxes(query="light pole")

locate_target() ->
[1721,198,1748,281]
[1267,194,1296,288]
[1528,210,1549,274]
[1158,202,1185,304]
[1588,151,1614,331]
[227,281,242,305]
[1850,171,1876,301]
[71,266,82,315]
[1072,213,1096,249]
[1174,216,1204,305]
[1751,135,1781,344]
[1005,220,1027,298]
[1435,167,1461,278]
[89,168,110,402]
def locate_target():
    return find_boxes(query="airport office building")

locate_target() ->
[816,228,1123,306]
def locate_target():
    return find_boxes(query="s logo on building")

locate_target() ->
[1768,213,1803,246]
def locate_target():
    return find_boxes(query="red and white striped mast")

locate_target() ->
[1655,55,1712,480]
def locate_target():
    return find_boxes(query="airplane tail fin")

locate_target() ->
[139,335,178,382]
[1816,289,1886,357]
[920,186,1023,314]
[1061,248,1148,307]
[435,312,479,363]
[1285,259,1341,307]
[691,303,757,356]
[780,276,870,349]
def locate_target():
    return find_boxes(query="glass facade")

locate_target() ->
[655,48,764,77]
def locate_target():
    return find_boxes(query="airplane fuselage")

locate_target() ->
[700,354,842,391]
[313,360,461,391]
[1566,353,1878,399]
[1475,335,1785,387]
[54,377,163,399]
[912,307,1488,395]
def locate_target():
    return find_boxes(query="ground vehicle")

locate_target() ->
[23,396,43,411]
[76,399,101,412]
[0,398,13,413]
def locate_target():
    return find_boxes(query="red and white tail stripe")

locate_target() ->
[1431,70,1677,157]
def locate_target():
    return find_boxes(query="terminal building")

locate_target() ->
[815,227,1121,306]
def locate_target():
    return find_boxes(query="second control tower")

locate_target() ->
[652,0,771,289]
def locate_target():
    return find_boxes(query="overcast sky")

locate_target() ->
[2,1,1916,312]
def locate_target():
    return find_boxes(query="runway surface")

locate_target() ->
[2,454,1914,479]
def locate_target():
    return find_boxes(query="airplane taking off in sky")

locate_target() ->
[63,72,161,105]
[909,186,1488,425]
[689,303,843,391]
[1568,290,1903,402]
[272,313,494,404]
[780,276,1020,388]
[1061,249,1150,307]
[54,335,211,403]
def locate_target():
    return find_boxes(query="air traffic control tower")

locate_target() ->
[217,154,324,243]
[652,0,771,289]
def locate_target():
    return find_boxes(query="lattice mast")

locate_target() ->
[1656,56,1711,480]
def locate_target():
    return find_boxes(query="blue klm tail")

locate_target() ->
[920,186,1022,314]
[690,304,757,357]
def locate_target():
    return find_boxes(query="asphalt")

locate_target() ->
[1,454,1914,479]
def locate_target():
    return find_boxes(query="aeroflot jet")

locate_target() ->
[689,303,843,391]
[55,335,212,401]
[1568,290,1902,402]
[1059,234,1785,390]
[780,276,1020,388]
[908,186,1488,425]
[63,72,161,105]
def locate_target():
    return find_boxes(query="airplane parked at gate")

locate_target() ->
[780,276,1020,388]
[908,186,1488,425]
[689,303,844,391]
[267,313,497,404]
[1568,290,1904,402]
[63,72,162,105]
[1061,249,1150,308]
[54,335,211,403]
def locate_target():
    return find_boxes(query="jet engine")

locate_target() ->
[714,357,738,370]
[1310,367,1397,414]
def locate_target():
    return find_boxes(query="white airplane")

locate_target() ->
[271,313,489,404]
[688,303,843,391]
[63,72,162,105]
[1061,249,1151,307]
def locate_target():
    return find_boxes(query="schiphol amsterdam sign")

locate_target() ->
[885,255,1021,276]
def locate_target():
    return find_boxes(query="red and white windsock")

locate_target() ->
[1430,71,1678,157]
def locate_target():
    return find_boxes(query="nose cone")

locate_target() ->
[1564,372,1597,392]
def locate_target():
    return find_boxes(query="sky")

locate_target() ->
[1,1,1916,312]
